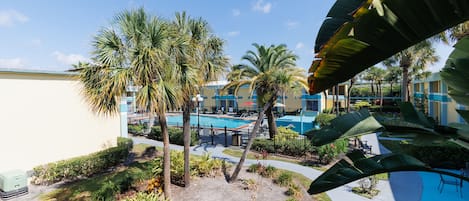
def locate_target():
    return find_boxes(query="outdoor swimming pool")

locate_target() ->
[276,115,317,134]
[419,171,469,201]
[166,115,252,129]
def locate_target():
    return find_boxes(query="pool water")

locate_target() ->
[419,171,469,201]
[166,115,252,129]
[276,115,317,134]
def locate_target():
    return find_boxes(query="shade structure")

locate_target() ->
[273,102,286,107]
[308,0,469,94]
[241,101,256,106]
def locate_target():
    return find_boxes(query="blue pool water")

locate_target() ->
[166,115,252,129]
[419,171,469,201]
[276,115,317,134]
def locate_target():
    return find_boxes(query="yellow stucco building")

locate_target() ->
[0,69,125,172]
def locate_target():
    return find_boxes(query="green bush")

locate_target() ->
[248,163,262,173]
[32,137,133,185]
[251,139,313,157]
[148,126,198,146]
[317,139,348,164]
[274,127,299,141]
[122,192,168,201]
[261,165,278,178]
[276,172,293,187]
[128,124,145,135]
[314,113,337,127]
[286,184,302,199]
[92,180,120,201]
[191,153,223,177]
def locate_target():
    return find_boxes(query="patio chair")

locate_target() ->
[438,173,463,197]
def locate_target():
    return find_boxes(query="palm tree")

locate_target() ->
[168,12,228,187]
[225,44,303,139]
[78,9,178,199]
[384,66,401,97]
[225,44,307,181]
[384,40,438,102]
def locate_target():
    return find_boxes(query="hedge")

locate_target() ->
[32,137,133,185]
[148,126,198,146]
[251,138,313,157]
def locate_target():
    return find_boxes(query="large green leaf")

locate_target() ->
[398,102,434,128]
[309,0,469,94]
[456,109,469,124]
[308,150,469,194]
[310,109,383,146]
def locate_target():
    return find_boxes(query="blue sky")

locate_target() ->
[0,0,451,72]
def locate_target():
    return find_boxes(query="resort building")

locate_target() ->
[0,68,127,172]
[411,72,467,125]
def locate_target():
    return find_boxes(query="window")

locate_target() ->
[414,84,421,92]
[430,81,440,93]
[306,100,318,111]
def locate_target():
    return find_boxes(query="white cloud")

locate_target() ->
[285,20,299,30]
[31,39,42,46]
[52,51,88,65]
[227,31,240,37]
[0,58,26,68]
[252,0,272,14]
[0,10,29,27]
[295,42,304,49]
[232,9,241,16]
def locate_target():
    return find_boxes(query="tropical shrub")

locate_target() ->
[274,127,299,141]
[32,137,133,185]
[276,172,293,187]
[353,101,371,110]
[248,163,263,173]
[261,165,278,178]
[286,184,302,199]
[314,113,337,127]
[128,124,145,135]
[317,139,349,164]
[92,180,120,201]
[149,126,198,146]
[122,192,168,201]
[251,139,314,157]
[191,153,224,177]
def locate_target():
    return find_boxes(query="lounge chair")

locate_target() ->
[438,173,462,197]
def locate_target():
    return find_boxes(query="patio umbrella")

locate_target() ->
[273,102,285,107]
[241,101,256,106]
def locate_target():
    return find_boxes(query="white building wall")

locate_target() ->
[0,71,121,172]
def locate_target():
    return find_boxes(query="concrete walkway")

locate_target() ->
[132,135,395,201]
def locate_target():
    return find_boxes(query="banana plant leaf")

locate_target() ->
[310,109,383,146]
[309,0,469,94]
[308,150,469,194]
[398,102,434,128]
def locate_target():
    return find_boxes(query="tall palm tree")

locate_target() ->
[225,44,303,139]
[384,40,438,102]
[169,12,228,187]
[225,44,307,181]
[78,9,178,199]
[384,66,401,97]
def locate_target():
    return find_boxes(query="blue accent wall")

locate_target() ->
[441,103,448,125]
[428,94,450,102]
[120,101,128,138]
[429,101,433,116]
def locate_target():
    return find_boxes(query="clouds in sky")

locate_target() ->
[52,51,88,65]
[232,9,240,16]
[252,0,272,14]
[227,31,240,37]
[0,58,26,68]
[295,42,304,49]
[0,9,28,27]
[286,20,299,30]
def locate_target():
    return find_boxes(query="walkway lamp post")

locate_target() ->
[192,94,204,137]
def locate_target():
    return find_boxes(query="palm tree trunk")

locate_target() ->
[266,106,277,139]
[379,82,384,109]
[230,97,274,182]
[401,56,410,102]
[323,91,328,113]
[347,79,354,113]
[145,113,154,134]
[159,114,172,199]
[182,102,191,187]
[335,84,339,115]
